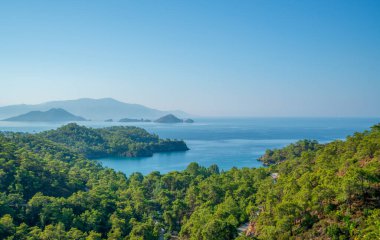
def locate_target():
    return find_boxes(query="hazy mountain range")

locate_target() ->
[0,98,190,121]
[4,108,86,122]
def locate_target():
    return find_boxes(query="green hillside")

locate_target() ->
[0,124,378,239]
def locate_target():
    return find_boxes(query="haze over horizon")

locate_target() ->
[1,0,380,117]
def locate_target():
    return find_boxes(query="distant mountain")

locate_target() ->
[0,98,190,121]
[155,114,183,123]
[3,108,86,122]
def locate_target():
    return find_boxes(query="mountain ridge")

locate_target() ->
[0,98,191,121]
[3,108,86,122]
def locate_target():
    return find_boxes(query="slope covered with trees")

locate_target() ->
[253,124,380,239]
[0,124,379,239]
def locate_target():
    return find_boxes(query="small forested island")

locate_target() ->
[3,108,86,122]
[0,124,379,239]
[39,123,189,158]
[154,114,194,123]
[119,118,151,123]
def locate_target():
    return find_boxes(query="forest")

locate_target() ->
[0,124,379,239]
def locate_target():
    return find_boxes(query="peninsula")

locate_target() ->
[39,123,189,158]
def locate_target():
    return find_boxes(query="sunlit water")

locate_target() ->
[1,118,379,176]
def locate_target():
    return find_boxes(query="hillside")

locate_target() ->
[2,108,86,122]
[0,98,190,121]
[0,124,378,239]
[250,124,380,239]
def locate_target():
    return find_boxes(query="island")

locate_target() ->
[154,114,195,123]
[119,118,151,123]
[38,123,189,158]
[2,108,86,122]
[104,119,113,122]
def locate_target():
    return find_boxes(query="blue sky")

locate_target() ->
[1,0,379,117]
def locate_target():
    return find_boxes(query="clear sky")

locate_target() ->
[1,0,379,117]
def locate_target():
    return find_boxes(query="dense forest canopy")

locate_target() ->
[0,124,379,239]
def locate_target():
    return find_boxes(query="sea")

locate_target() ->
[0,117,379,176]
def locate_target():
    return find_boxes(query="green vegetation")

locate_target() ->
[0,123,379,239]
[38,123,189,158]
[254,125,380,239]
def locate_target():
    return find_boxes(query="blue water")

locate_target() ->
[0,118,379,176]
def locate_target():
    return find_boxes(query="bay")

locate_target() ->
[0,117,379,176]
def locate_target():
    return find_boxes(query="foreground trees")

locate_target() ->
[254,124,380,239]
[0,123,379,239]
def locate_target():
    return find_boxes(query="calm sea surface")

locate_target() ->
[1,118,379,176]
